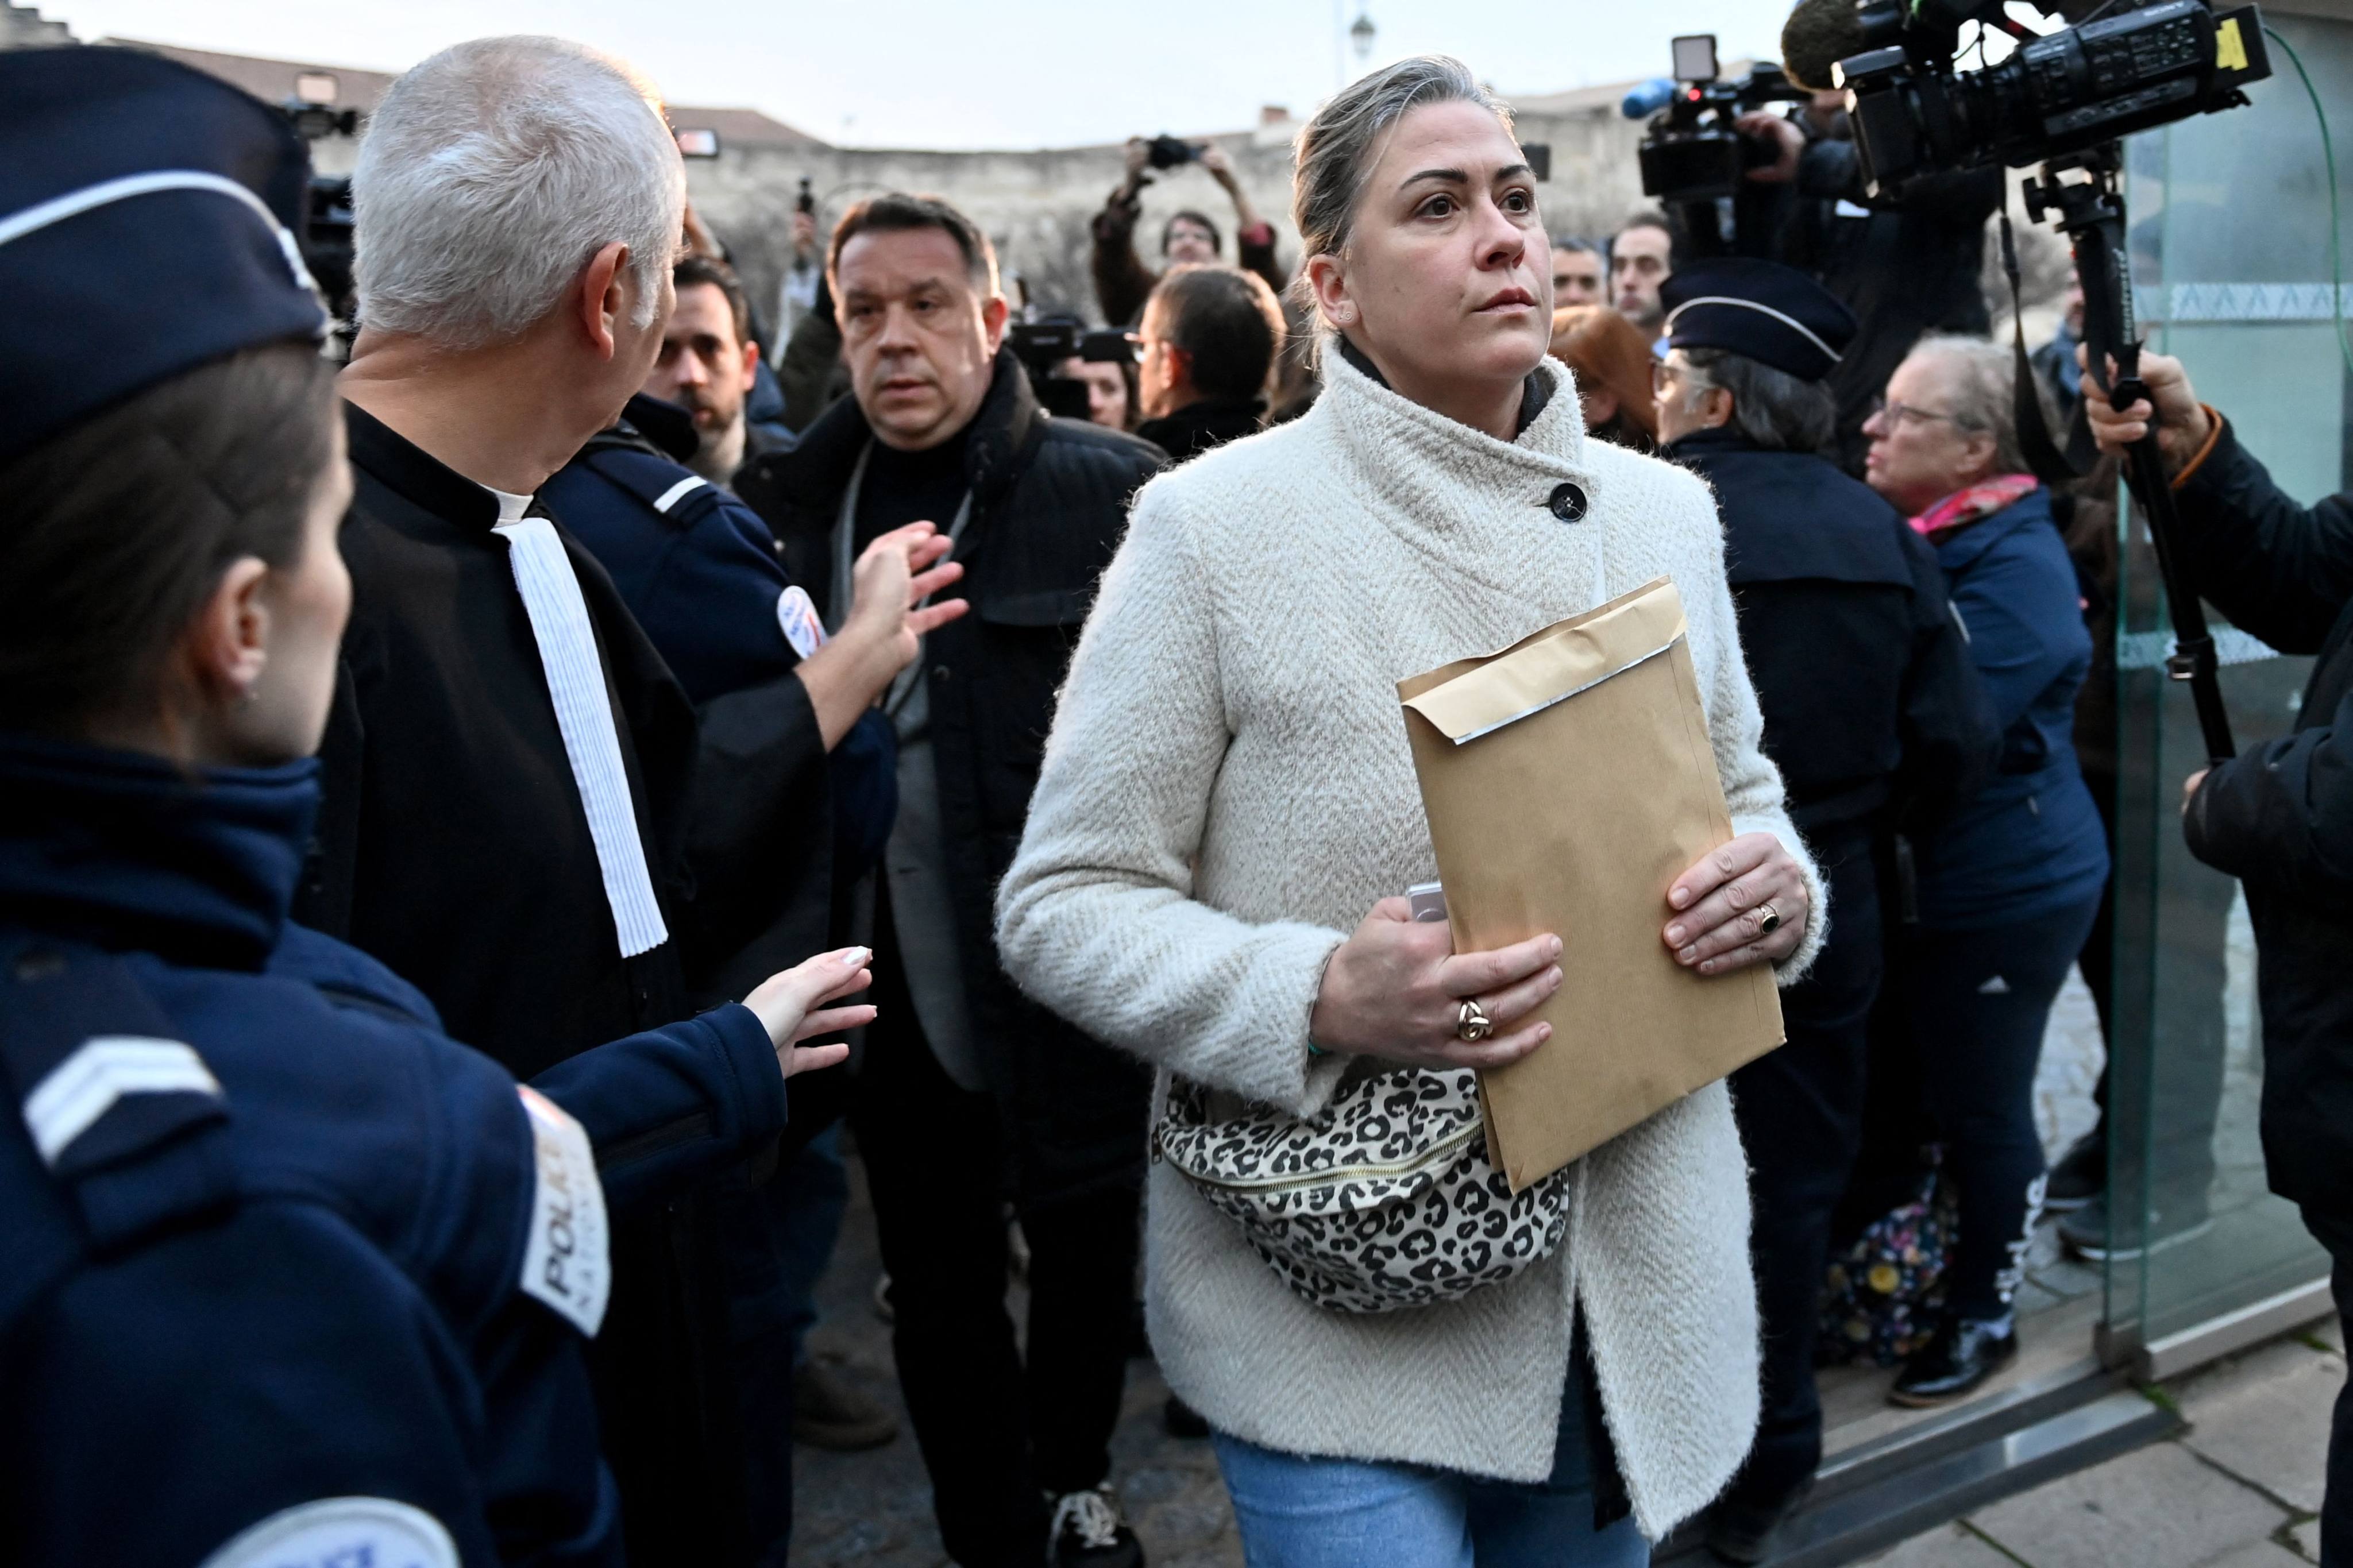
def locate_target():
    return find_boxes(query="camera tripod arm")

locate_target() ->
[2048,152,2238,764]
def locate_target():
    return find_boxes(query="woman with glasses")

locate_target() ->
[1859,336,2109,1406]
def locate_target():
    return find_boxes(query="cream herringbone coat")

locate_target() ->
[994,345,1826,1540]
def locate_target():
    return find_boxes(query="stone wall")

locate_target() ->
[686,90,1657,329]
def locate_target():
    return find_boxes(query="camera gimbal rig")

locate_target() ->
[2022,144,2236,764]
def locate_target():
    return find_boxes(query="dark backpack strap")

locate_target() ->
[0,937,237,1258]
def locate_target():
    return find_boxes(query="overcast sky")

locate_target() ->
[40,0,1794,149]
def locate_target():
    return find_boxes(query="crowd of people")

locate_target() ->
[2,22,2348,1568]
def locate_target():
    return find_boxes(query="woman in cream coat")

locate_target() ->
[997,57,1823,1567]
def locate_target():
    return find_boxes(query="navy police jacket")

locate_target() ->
[0,732,793,1565]
[1669,427,1997,845]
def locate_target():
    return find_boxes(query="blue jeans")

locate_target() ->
[1209,1357,1648,1568]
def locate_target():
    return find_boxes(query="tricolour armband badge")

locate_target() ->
[199,1496,458,1568]
[777,584,830,659]
[515,1084,608,1337]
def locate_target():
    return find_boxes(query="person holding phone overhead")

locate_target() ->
[998,56,1822,1568]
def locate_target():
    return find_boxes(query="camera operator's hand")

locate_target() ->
[742,945,875,1082]
[2182,767,2210,814]
[1308,899,1560,1068]
[793,522,967,748]
[2079,345,2214,474]
[1735,111,1805,183]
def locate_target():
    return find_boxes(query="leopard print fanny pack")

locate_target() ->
[1151,1066,1573,1314]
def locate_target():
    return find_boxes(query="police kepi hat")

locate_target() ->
[0,47,326,468]
[1661,257,1856,383]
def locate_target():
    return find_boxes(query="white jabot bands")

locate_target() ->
[493,515,672,959]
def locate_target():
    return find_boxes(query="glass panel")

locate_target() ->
[2099,14,2345,1353]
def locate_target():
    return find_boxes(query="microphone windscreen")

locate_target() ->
[1620,78,1679,120]
[1781,0,1868,91]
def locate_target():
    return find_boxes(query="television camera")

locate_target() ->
[1819,0,2275,762]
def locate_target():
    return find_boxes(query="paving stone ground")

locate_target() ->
[1860,1324,2344,1568]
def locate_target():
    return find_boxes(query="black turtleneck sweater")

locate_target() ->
[854,423,973,551]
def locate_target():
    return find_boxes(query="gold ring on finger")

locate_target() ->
[1757,902,1783,935]
[1456,998,1494,1042]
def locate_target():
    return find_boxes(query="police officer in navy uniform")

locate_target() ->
[1653,258,1999,1563]
[0,49,874,1566]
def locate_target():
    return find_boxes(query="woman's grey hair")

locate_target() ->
[353,37,685,350]
[1680,347,1835,454]
[1290,55,1514,340]
[1907,334,2031,475]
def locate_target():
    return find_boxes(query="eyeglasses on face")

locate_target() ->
[1868,397,1969,431]
[1651,357,1712,396]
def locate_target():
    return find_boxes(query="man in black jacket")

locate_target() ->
[1133,264,1284,463]
[1657,260,1997,1562]
[2088,349,2353,1566]
[737,193,1166,1568]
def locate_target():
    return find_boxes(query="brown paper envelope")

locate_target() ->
[1398,577,1785,1192]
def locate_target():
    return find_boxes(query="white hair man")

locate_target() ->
[308,36,919,1566]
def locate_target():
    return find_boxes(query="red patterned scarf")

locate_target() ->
[1909,473,2039,537]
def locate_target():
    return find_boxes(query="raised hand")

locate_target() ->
[741,945,875,1080]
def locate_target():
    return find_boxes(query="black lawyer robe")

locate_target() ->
[299,401,789,1567]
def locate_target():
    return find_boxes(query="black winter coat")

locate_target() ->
[2175,416,2353,1215]
[1135,397,1264,464]
[737,352,1167,1208]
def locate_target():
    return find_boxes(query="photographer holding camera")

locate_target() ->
[1091,135,1286,330]
[1743,74,2002,474]
[2084,350,2353,1564]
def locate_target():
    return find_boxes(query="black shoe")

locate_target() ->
[1162,1393,1210,1439]
[1047,1485,1143,1568]
[2043,1131,2106,1214]
[1706,1477,1814,1564]
[2059,1192,2214,1262]
[1889,1315,2018,1408]
[792,1360,898,1451]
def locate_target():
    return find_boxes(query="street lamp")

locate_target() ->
[1349,9,1377,63]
